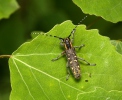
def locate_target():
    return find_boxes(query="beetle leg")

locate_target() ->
[66,62,70,81]
[51,51,65,61]
[78,57,96,66]
[74,44,85,50]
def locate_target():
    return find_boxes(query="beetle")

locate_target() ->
[36,16,96,80]
[49,16,96,80]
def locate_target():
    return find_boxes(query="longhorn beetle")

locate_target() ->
[40,16,96,80]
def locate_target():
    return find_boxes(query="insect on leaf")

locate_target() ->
[9,21,122,100]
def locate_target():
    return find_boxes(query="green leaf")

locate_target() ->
[111,40,122,55]
[72,0,122,23]
[9,21,122,99]
[0,0,19,19]
[31,31,44,39]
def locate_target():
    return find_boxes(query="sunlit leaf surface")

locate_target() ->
[73,0,122,23]
[9,21,122,99]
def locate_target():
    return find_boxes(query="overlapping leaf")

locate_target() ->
[0,0,19,19]
[111,40,122,55]
[73,0,122,23]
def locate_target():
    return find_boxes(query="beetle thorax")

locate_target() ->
[64,38,72,50]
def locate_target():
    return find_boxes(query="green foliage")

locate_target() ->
[0,0,121,100]
[0,0,19,19]
[73,0,122,23]
[9,21,122,99]
[111,40,122,54]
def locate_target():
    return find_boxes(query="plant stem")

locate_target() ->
[0,55,11,58]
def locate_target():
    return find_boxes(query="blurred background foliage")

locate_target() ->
[0,0,122,99]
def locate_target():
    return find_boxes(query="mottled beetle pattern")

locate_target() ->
[51,36,83,80]
[48,16,96,80]
[63,37,81,79]
[41,16,96,80]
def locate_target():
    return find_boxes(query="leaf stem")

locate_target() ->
[0,55,11,58]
